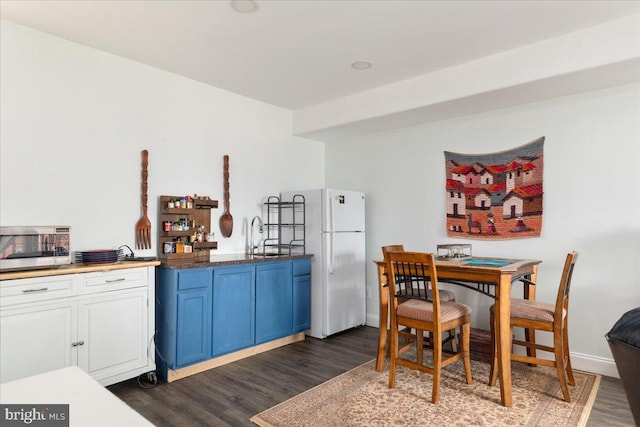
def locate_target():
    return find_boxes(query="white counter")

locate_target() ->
[0,366,152,426]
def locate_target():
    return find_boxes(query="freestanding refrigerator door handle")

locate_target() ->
[328,190,335,233]
[328,232,335,274]
[327,192,335,274]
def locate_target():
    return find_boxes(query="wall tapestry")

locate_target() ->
[444,136,544,240]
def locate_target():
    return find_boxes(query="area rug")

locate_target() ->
[250,356,600,427]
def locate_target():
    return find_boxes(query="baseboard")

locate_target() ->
[571,351,620,378]
[366,315,621,378]
[366,314,379,328]
[165,332,305,382]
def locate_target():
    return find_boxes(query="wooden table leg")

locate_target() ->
[376,264,388,371]
[523,265,538,364]
[497,274,513,407]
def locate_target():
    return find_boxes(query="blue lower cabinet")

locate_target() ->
[157,258,312,376]
[292,258,312,332]
[176,287,211,367]
[211,265,255,357]
[293,274,311,332]
[157,267,212,380]
[256,261,293,344]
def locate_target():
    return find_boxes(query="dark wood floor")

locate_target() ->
[108,326,634,426]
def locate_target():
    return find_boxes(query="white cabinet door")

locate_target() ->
[0,300,77,383]
[77,288,148,383]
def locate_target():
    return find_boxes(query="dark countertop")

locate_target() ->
[160,253,313,269]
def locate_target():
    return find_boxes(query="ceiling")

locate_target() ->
[2,0,639,112]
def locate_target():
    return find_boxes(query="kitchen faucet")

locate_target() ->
[249,215,263,255]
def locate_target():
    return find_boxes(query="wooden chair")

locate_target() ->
[488,251,579,402]
[387,251,472,403]
[376,245,457,371]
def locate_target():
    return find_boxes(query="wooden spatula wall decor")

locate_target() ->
[135,149,152,249]
[219,154,233,238]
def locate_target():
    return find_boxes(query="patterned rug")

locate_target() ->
[250,356,600,427]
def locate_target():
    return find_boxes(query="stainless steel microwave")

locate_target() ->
[0,226,71,271]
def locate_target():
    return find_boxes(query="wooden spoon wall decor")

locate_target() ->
[219,154,233,237]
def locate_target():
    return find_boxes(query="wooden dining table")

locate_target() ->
[374,256,541,407]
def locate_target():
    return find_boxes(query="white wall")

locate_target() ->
[326,83,640,377]
[2,18,638,378]
[0,20,324,255]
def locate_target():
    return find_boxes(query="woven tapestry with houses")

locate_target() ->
[445,136,544,240]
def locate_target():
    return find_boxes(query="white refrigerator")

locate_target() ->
[282,188,366,339]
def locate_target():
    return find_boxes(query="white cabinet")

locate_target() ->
[0,265,156,386]
[77,288,148,383]
[1,299,77,383]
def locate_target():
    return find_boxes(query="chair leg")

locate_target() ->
[376,323,387,372]
[432,332,442,404]
[388,325,398,388]
[554,336,571,402]
[450,329,458,352]
[461,322,472,385]
[488,309,498,386]
[563,324,575,386]
[402,328,412,346]
[525,327,537,367]
[417,329,424,366]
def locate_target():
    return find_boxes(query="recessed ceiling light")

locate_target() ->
[351,61,372,70]
[231,0,258,13]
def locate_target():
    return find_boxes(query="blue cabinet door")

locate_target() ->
[175,268,212,368]
[211,265,255,357]
[293,274,311,332]
[256,261,293,344]
[292,259,312,332]
[176,287,211,367]
[158,267,212,373]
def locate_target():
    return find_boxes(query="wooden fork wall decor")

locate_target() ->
[135,149,152,249]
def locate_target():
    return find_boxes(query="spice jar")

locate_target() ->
[163,241,174,254]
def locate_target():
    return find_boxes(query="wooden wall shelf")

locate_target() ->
[159,195,218,265]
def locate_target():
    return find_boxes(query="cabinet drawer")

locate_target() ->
[0,275,77,307]
[177,268,211,291]
[80,268,147,295]
[293,258,311,276]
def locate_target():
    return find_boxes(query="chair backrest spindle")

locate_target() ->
[387,251,441,325]
[555,251,579,322]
